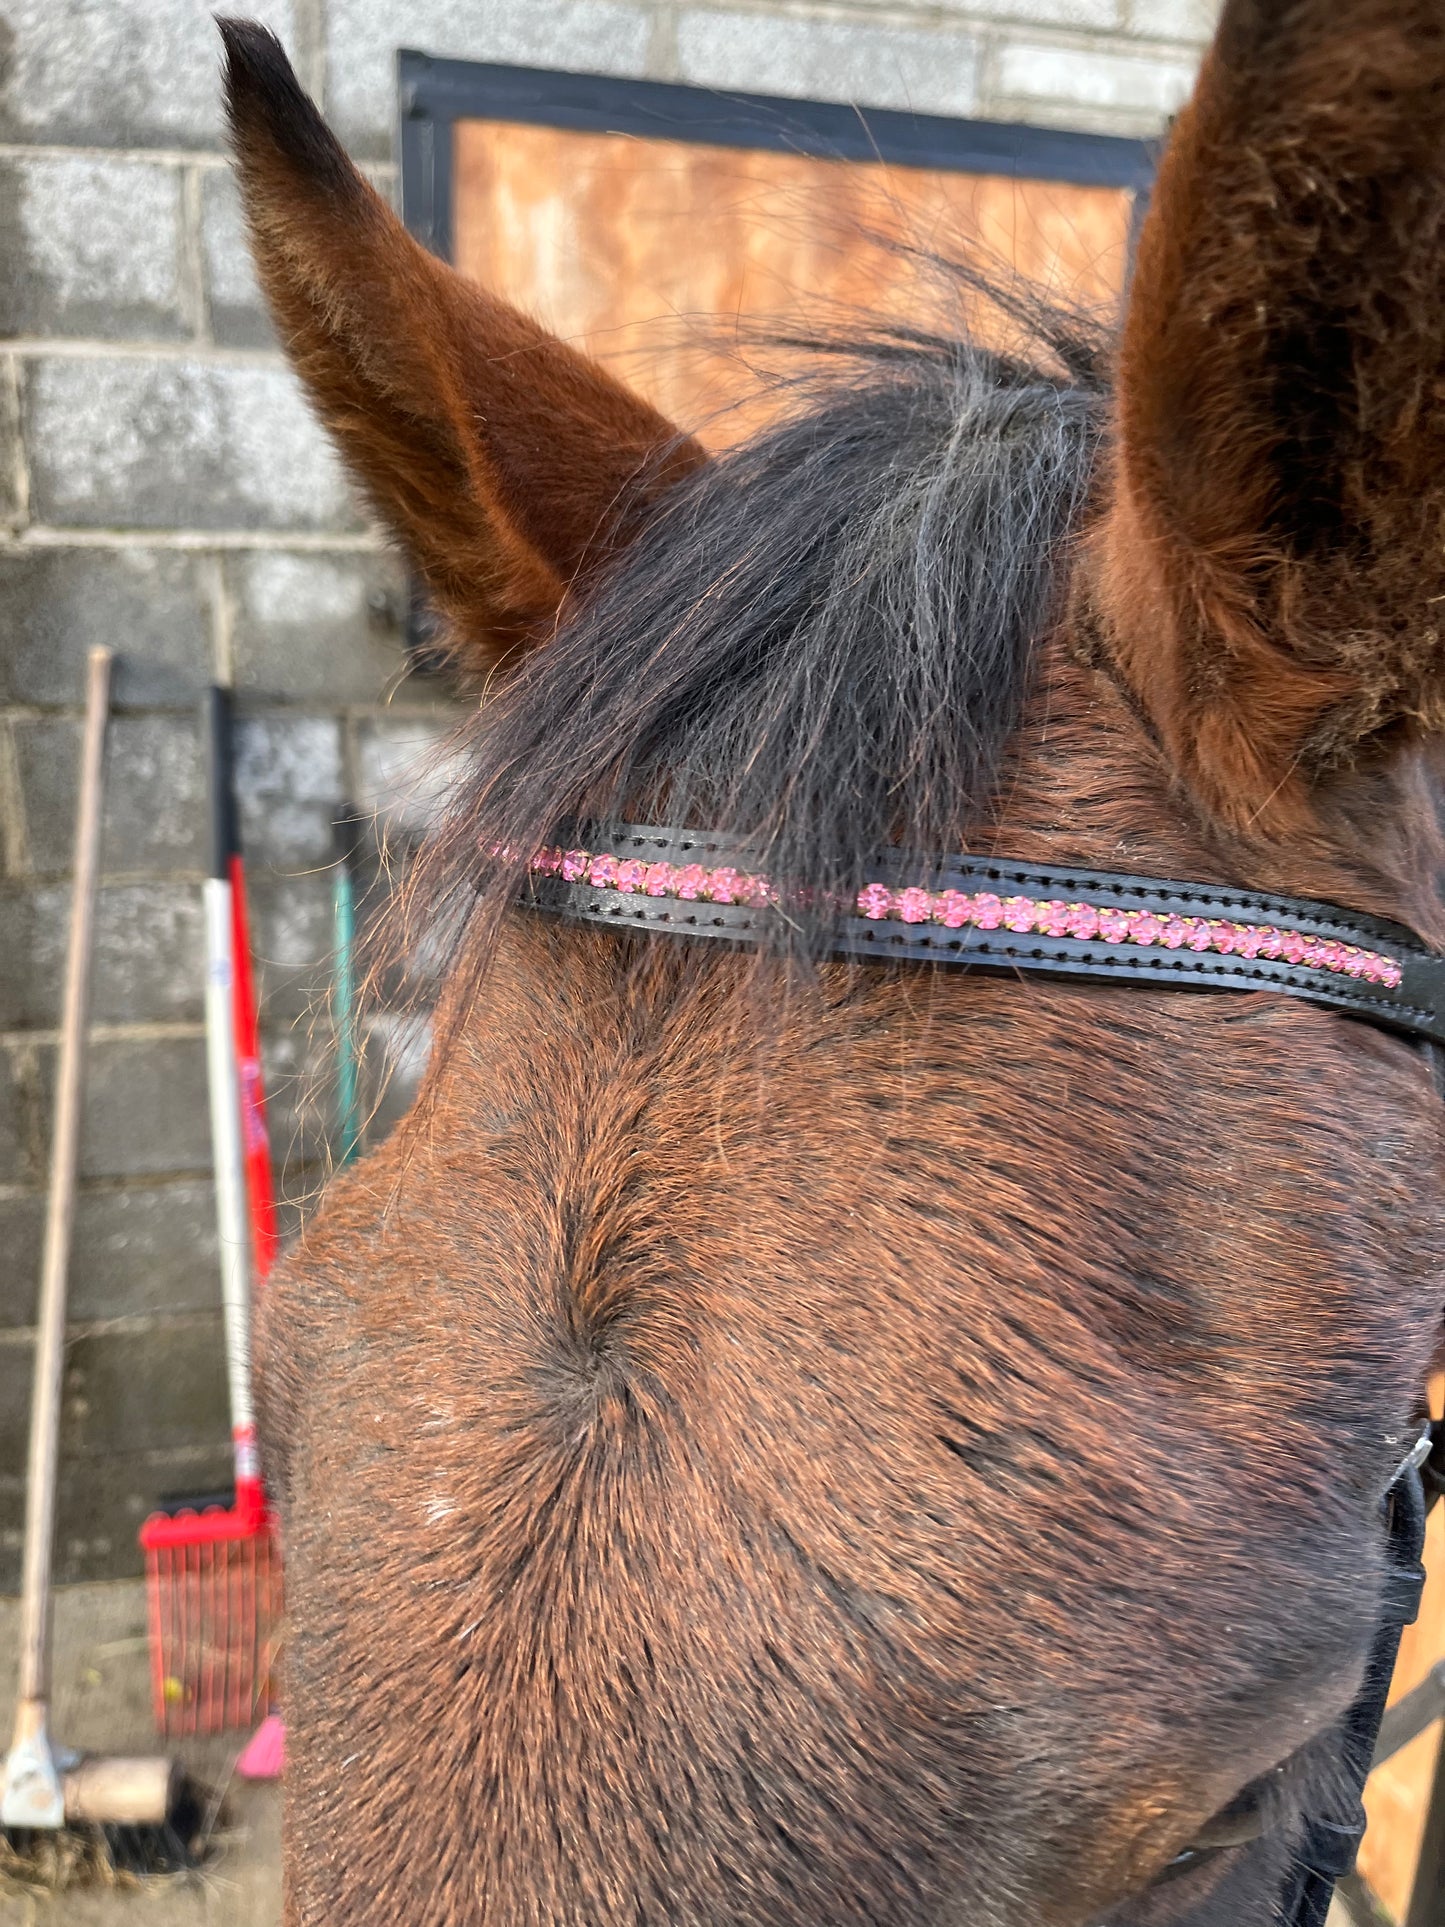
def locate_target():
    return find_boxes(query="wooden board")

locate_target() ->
[453,119,1133,445]
[449,111,1444,1917]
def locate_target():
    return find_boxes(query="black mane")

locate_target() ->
[418,285,1111,983]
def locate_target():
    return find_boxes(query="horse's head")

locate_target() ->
[219,8,1445,1922]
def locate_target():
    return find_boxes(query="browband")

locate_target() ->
[521,824,1445,1048]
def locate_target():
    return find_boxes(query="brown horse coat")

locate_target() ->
[217,5,1445,1921]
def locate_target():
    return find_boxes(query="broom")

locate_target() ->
[138,687,281,1738]
[2,646,191,1864]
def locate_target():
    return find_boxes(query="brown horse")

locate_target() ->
[218,6,1445,1922]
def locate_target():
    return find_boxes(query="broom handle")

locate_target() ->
[204,689,258,1497]
[16,646,112,1710]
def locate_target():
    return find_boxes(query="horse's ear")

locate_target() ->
[1099,0,1445,834]
[218,19,705,679]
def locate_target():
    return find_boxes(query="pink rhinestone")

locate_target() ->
[740,873,776,908]
[897,887,933,924]
[674,863,707,900]
[707,867,745,905]
[857,883,893,920]
[1341,945,1366,978]
[972,892,1004,930]
[561,849,589,883]
[1359,952,1385,985]
[1002,895,1037,933]
[934,890,972,928]
[1381,957,1403,990]
[615,859,648,893]
[1066,903,1099,940]
[1317,941,1345,973]
[1035,900,1071,936]
[588,854,619,889]
[1129,912,1163,947]
[1208,920,1237,955]
[1098,908,1130,943]
[1280,929,1307,964]
[1160,916,1189,949]
[1184,919,1213,952]
[1233,923,1261,959]
[1256,926,1282,960]
[644,862,676,897]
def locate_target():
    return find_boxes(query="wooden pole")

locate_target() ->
[15,645,112,1711]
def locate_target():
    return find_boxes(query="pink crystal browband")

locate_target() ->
[520,824,1445,1046]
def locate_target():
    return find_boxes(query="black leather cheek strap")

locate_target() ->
[522,827,1445,1050]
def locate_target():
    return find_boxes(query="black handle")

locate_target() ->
[332,801,364,872]
[205,685,239,881]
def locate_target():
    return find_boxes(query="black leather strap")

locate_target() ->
[1276,1430,1433,1927]
[523,824,1445,1048]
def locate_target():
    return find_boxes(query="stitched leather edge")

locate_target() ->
[526,861,1445,1048]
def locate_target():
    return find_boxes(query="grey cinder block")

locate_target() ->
[0,1045,39,1187]
[355,712,464,841]
[0,1341,36,1483]
[0,0,298,150]
[229,549,409,704]
[61,1318,230,1458]
[0,1438,238,1588]
[0,1181,220,1329]
[13,712,207,877]
[246,872,336,1029]
[233,710,344,867]
[0,882,205,1029]
[676,11,981,117]
[23,355,360,533]
[990,35,1196,130]
[0,356,22,531]
[0,153,189,341]
[201,166,275,350]
[938,0,1120,26]
[60,1034,211,1180]
[256,1021,343,1179]
[326,0,651,157]
[0,548,212,709]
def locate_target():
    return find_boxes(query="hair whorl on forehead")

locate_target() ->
[415,278,1111,994]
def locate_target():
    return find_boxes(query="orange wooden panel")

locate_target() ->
[453,119,1133,446]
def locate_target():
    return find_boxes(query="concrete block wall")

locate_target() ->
[0,0,1218,1589]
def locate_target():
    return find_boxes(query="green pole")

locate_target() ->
[333,809,361,1167]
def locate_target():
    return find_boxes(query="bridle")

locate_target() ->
[519,822,1445,1923]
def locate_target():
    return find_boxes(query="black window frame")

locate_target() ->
[397,54,1156,267]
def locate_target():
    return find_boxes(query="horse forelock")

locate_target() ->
[400,284,1112,1045]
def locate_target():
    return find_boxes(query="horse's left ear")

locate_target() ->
[218,19,705,680]
[1097,0,1445,835]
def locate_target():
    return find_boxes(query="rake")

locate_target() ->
[138,687,282,1737]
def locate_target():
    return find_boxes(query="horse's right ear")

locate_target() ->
[218,20,705,680]
[1097,0,1445,837]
